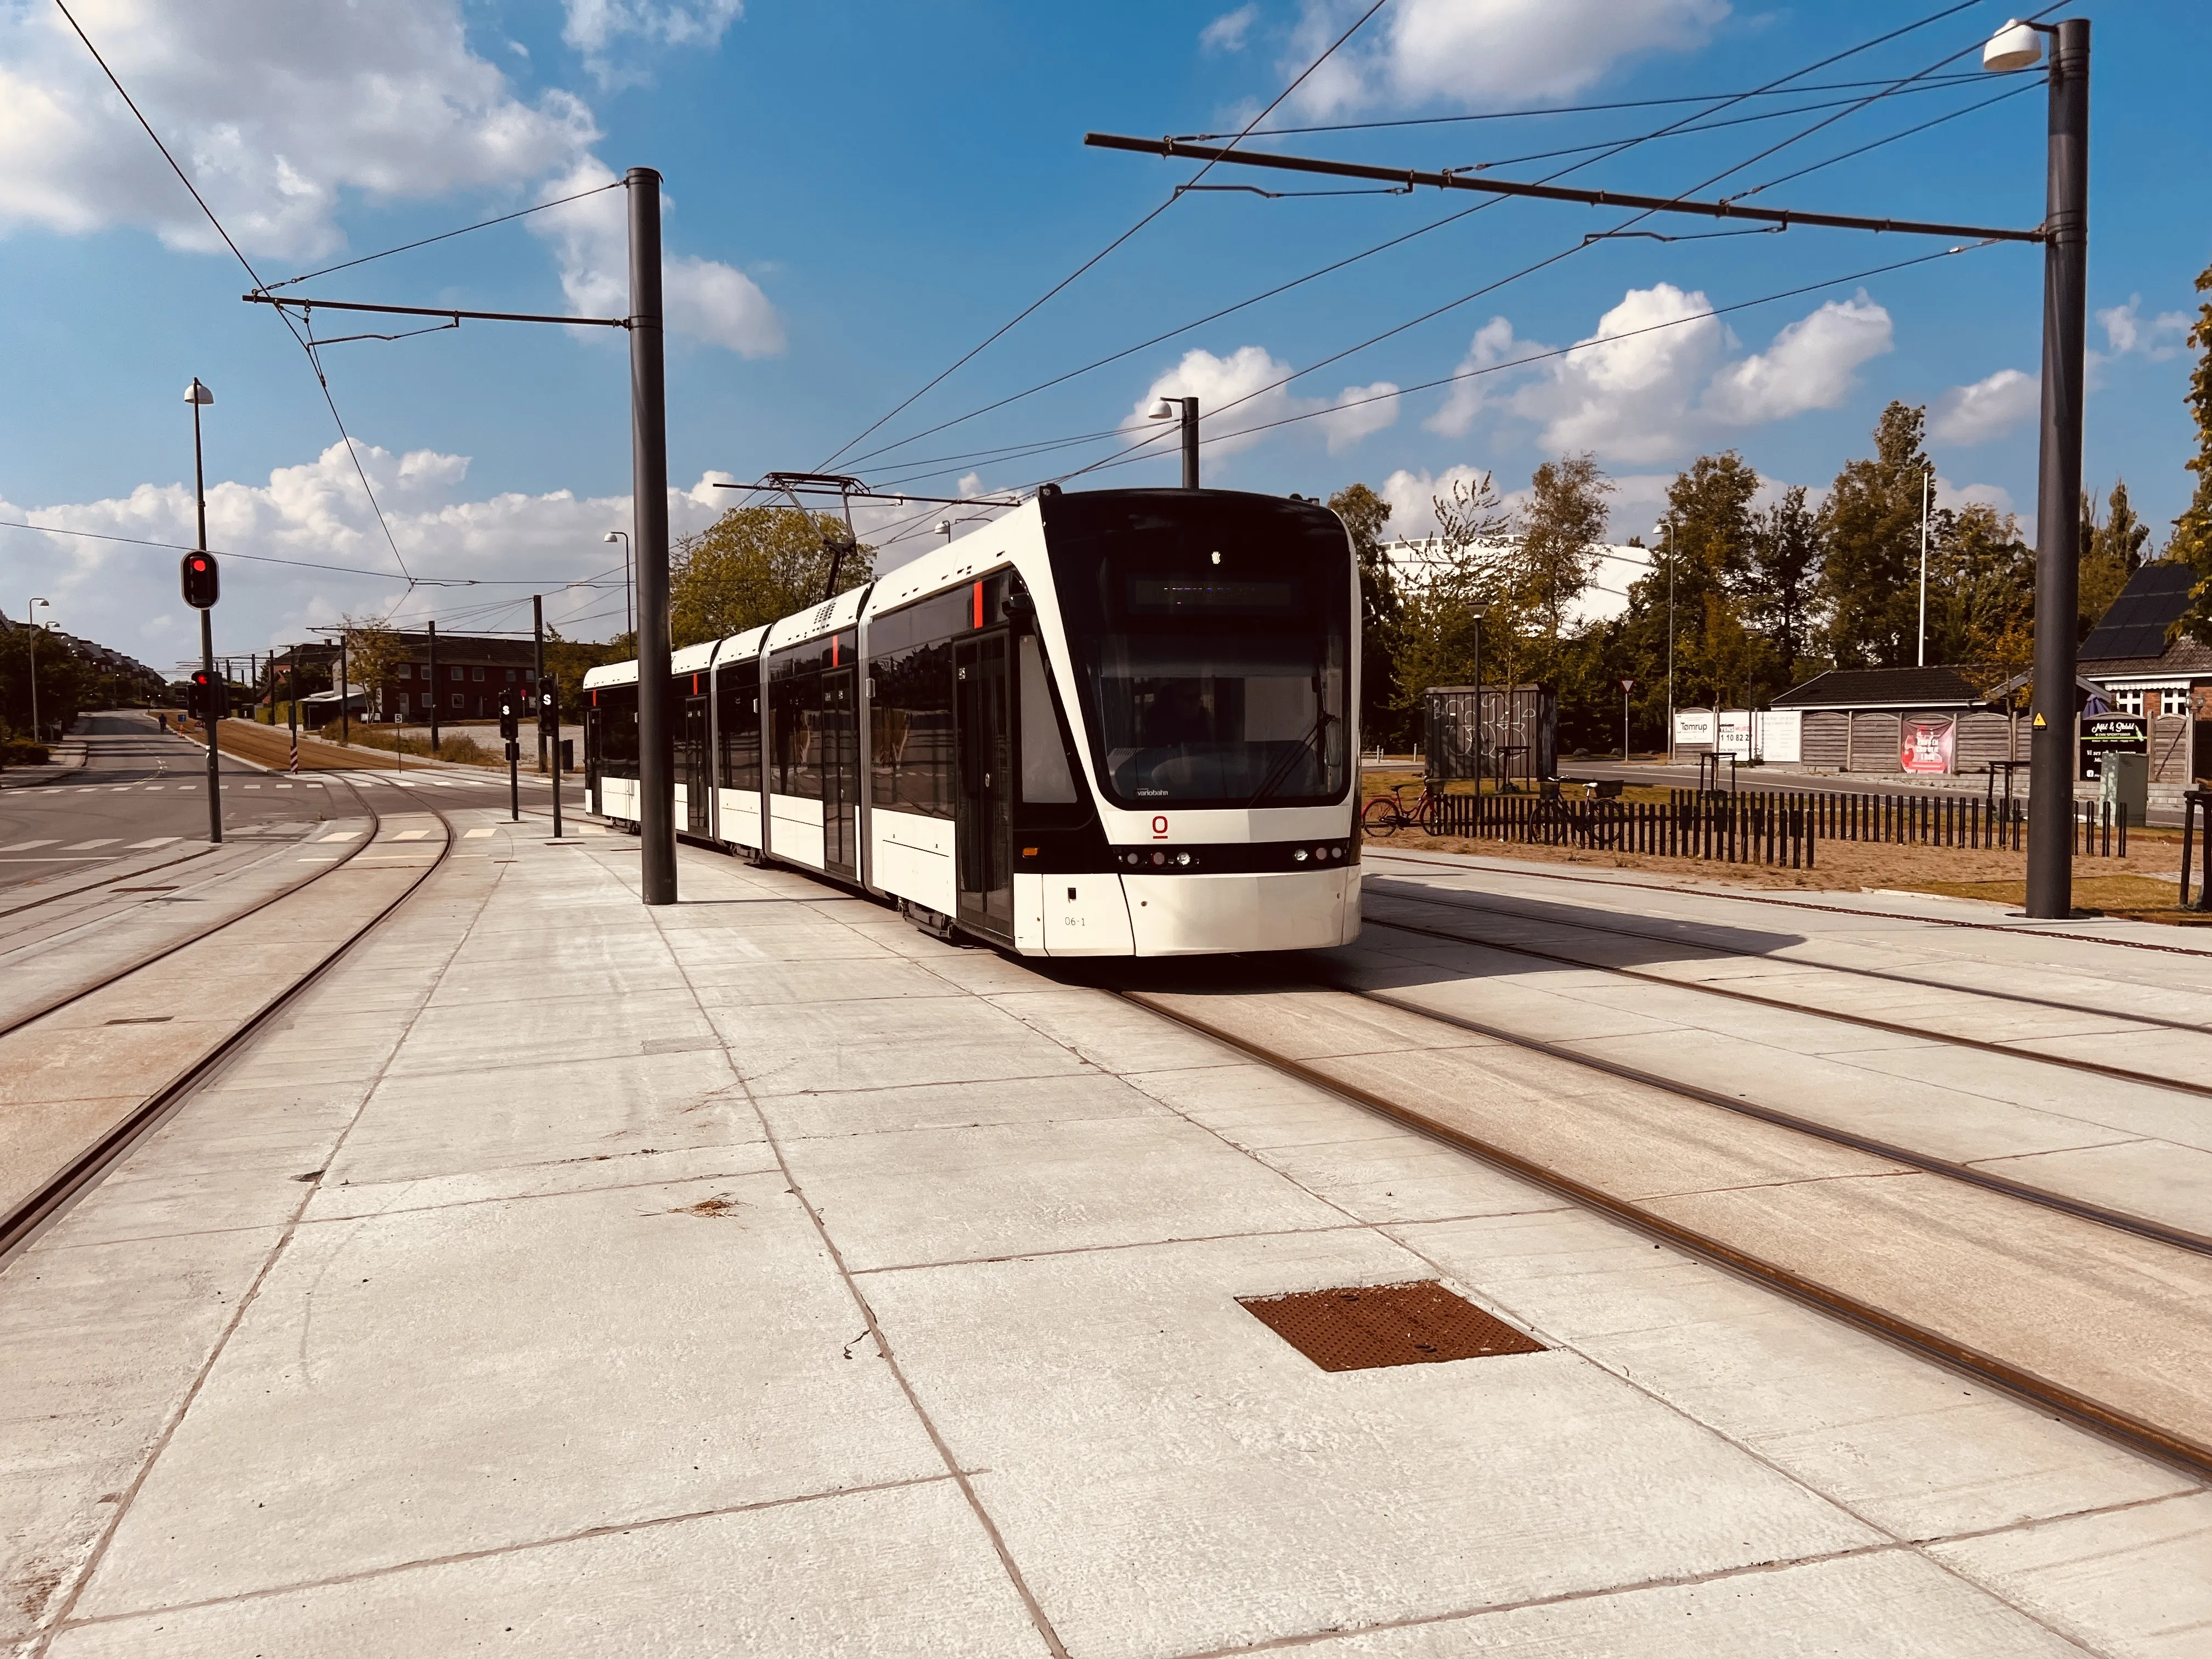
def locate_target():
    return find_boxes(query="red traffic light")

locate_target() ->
[180,550,220,609]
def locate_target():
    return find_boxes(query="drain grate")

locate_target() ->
[1239,1280,1544,1372]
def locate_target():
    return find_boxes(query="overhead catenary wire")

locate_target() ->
[0,518,628,589]
[1057,3,2058,489]
[258,180,626,294]
[811,0,1396,473]
[51,0,415,591]
[845,0,2001,479]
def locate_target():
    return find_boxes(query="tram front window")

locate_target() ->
[1049,495,1352,811]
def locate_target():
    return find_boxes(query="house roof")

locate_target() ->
[1770,665,1985,709]
[2080,561,2196,661]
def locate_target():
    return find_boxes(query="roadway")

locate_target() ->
[0,712,589,892]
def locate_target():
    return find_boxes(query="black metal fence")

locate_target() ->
[1423,789,1818,868]
[1404,786,2133,870]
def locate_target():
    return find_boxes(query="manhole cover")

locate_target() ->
[1238,1280,1544,1372]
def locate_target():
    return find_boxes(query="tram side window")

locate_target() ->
[870,640,955,817]
[716,664,761,791]
[770,667,823,799]
[596,684,641,773]
[1017,635,1078,803]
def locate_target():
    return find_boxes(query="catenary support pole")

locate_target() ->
[1917,465,1932,668]
[287,642,299,773]
[339,634,349,748]
[427,620,439,755]
[2025,18,2089,921]
[1181,397,1200,489]
[191,392,221,843]
[532,594,546,774]
[629,166,676,905]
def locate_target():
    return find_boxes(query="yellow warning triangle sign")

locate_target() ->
[2033,712,2047,729]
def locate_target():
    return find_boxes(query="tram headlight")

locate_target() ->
[1293,849,1309,862]
[1152,850,1167,866]
[1175,852,1191,866]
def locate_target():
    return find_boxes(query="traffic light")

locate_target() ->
[180,551,219,609]
[187,668,224,720]
[498,695,519,742]
[537,675,559,735]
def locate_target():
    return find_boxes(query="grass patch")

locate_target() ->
[324,725,498,767]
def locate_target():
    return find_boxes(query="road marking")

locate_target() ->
[275,783,292,789]
[0,839,59,852]
[462,827,496,839]
[317,831,364,843]
[143,786,163,791]
[63,839,120,850]
[128,837,180,849]
[2,855,117,861]
[391,829,431,842]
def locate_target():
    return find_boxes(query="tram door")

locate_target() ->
[953,632,1012,938]
[583,706,602,815]
[821,667,858,877]
[678,693,710,835]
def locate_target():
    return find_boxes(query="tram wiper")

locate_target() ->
[1245,707,1336,807]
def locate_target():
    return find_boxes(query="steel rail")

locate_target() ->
[1082,132,2046,242]
[1365,847,2212,960]
[0,791,459,1262]
[1119,986,2212,1482]
[1362,876,2212,1070]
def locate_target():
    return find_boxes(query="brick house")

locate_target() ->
[374,633,540,722]
[2075,562,2211,787]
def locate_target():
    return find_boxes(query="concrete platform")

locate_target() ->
[3,819,2204,1657]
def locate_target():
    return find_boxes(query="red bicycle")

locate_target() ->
[1361,780,1448,837]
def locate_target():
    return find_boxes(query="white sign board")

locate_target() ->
[1673,709,1715,746]
[1715,709,1754,758]
[1754,708,1802,764]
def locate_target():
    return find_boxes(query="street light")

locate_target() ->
[1149,396,1200,489]
[1981,15,2089,919]
[25,596,49,742]
[1653,521,1675,765]
[1916,460,1936,668]
[605,529,631,642]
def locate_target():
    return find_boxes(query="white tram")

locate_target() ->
[582,486,1360,955]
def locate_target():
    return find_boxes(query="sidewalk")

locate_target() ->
[4,821,2197,1655]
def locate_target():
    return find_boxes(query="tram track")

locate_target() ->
[1118,977,2212,1483]
[0,787,461,1261]
[1358,886,2212,1107]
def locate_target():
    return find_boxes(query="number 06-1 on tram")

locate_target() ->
[582,486,1361,956]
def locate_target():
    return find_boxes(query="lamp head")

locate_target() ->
[184,379,214,406]
[935,520,953,537]
[1982,19,2043,72]
[603,531,622,544]
[1149,399,1177,421]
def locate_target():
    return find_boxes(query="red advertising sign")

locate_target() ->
[1900,716,1956,775]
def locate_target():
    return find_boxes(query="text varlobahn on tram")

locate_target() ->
[583,487,1362,955]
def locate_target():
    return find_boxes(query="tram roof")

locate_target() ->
[763,583,871,654]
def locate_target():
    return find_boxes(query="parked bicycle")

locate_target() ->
[1361,780,1449,837]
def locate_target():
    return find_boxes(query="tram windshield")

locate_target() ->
[1046,492,1352,810]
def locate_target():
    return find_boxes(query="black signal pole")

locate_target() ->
[629,166,676,905]
[1180,397,1200,489]
[426,619,439,755]
[2024,17,2089,921]
[532,594,546,775]
[188,377,221,844]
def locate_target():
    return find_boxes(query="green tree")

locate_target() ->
[670,506,874,647]
[1741,484,1824,685]
[1656,450,1762,706]
[1819,401,1930,667]
[1391,471,1513,710]
[1514,453,1613,659]
[2078,477,2151,637]
[1926,503,2035,680]
[2171,255,2212,637]
[1326,482,1404,749]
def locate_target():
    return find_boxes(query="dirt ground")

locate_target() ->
[1359,773,2205,922]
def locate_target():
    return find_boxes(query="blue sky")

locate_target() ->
[1,1,2204,667]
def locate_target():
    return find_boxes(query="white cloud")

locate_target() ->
[0,2,779,353]
[1201,4,1261,52]
[1931,369,2038,445]
[1288,0,1727,117]
[2097,295,2190,361]
[0,438,735,657]
[562,0,745,86]
[1426,317,1527,438]
[1127,346,1398,463]
[1437,284,1894,463]
[1701,294,1892,424]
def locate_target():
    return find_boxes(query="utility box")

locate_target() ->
[2099,751,2148,819]
[1424,684,1556,787]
